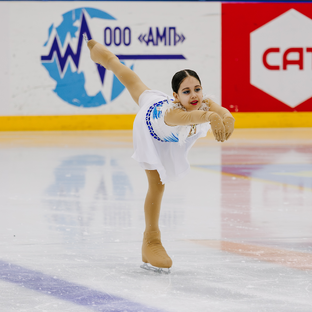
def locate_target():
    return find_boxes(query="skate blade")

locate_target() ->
[140,263,171,274]
[83,33,89,43]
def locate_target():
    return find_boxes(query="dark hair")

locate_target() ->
[171,69,201,93]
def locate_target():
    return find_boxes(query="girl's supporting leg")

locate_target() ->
[144,170,164,232]
[142,170,172,268]
[87,40,171,268]
[87,39,149,105]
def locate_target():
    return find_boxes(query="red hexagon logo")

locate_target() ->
[222,3,312,112]
[251,9,312,108]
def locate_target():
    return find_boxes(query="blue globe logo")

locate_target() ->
[41,8,133,108]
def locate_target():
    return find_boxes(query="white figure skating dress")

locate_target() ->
[132,90,210,184]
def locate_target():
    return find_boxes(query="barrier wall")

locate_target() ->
[0,1,311,130]
[222,2,312,128]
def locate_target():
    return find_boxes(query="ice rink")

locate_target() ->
[0,128,312,312]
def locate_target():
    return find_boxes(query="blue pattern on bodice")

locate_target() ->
[145,100,179,143]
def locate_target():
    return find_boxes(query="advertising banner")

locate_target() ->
[0,2,221,117]
[222,2,312,113]
[1,1,311,129]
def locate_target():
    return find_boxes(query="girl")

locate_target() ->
[84,35,235,272]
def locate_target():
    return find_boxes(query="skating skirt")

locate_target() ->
[132,90,210,184]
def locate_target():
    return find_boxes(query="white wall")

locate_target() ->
[0,1,221,116]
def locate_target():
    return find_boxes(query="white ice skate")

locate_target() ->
[140,263,171,274]
[83,33,89,43]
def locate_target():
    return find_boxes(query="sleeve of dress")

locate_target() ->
[208,100,235,140]
[164,108,214,126]
[165,108,227,142]
[209,100,235,120]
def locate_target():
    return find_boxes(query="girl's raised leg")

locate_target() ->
[86,38,171,269]
[142,170,172,269]
[86,39,149,105]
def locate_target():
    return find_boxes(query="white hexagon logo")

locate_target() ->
[250,9,312,108]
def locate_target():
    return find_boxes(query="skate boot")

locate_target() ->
[141,231,172,274]
[83,34,118,70]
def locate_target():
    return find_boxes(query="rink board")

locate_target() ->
[0,2,220,114]
[1,112,312,131]
[0,1,312,130]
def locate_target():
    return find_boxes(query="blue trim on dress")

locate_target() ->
[145,100,179,143]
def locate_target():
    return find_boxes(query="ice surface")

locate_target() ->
[0,129,311,312]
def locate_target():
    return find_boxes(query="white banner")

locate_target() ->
[0,1,221,116]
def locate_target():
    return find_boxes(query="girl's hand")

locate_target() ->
[223,116,235,140]
[207,112,226,142]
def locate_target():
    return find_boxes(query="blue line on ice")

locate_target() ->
[0,260,163,312]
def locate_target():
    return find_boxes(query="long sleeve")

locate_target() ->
[208,100,235,120]
[164,107,226,142]
[164,108,213,126]
[208,100,235,140]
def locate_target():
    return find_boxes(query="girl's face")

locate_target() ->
[173,76,203,111]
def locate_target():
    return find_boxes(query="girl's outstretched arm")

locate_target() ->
[165,109,226,142]
[86,38,149,105]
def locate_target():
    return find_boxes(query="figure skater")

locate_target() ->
[84,35,235,273]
